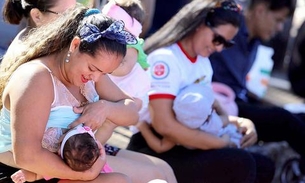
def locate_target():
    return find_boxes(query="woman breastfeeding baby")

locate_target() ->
[0,5,174,183]
[11,123,112,183]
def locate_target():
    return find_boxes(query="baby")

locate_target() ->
[138,83,243,153]
[102,0,151,134]
[11,124,111,182]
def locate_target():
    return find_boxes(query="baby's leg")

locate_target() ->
[59,172,131,183]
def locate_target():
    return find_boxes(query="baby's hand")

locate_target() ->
[136,121,150,131]
[220,134,237,148]
[11,169,36,183]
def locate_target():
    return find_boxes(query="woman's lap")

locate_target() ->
[0,163,59,183]
[127,132,275,183]
[0,144,119,183]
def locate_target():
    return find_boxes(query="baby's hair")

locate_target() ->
[62,133,100,171]
[112,0,145,24]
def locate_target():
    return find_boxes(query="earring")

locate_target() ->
[65,51,71,63]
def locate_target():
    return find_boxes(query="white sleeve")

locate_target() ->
[148,49,181,96]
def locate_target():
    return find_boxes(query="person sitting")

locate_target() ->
[1,1,177,182]
[0,6,167,183]
[138,83,243,153]
[209,0,305,179]
[11,123,113,183]
[127,0,275,182]
[101,0,152,136]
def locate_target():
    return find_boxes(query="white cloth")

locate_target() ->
[174,84,215,129]
[173,83,242,147]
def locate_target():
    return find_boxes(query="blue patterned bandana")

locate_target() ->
[215,0,241,13]
[79,20,137,45]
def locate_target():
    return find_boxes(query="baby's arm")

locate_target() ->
[95,120,117,144]
[213,99,230,126]
[137,122,175,153]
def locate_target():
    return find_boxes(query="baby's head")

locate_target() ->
[173,84,215,128]
[60,124,100,171]
[103,0,149,73]
[102,0,144,37]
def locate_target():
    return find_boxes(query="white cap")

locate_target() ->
[173,84,215,129]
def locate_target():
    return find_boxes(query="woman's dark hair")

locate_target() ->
[2,0,59,24]
[63,133,100,171]
[77,13,127,57]
[0,6,127,108]
[143,0,242,54]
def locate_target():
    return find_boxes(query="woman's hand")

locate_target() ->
[70,100,109,131]
[220,134,237,148]
[229,116,257,148]
[81,150,106,181]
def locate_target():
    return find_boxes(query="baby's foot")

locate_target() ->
[11,170,26,183]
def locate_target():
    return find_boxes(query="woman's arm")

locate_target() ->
[0,151,17,168]
[150,98,231,150]
[137,122,175,153]
[228,116,257,148]
[71,74,139,130]
[5,64,101,180]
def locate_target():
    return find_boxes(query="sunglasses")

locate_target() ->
[206,22,235,48]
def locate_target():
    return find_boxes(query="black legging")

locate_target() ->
[127,132,275,183]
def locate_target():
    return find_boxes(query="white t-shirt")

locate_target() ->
[148,43,213,98]
[146,43,242,147]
